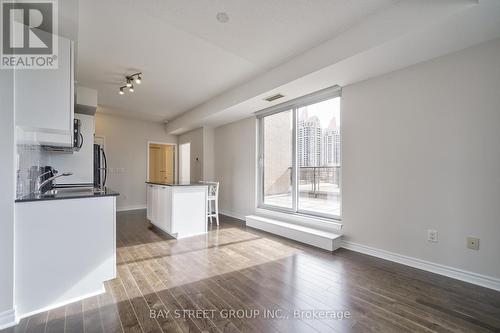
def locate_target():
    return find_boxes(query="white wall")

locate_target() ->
[95,113,177,211]
[178,128,204,182]
[0,70,15,322]
[214,117,256,219]
[342,37,500,279]
[203,127,215,181]
[214,38,500,280]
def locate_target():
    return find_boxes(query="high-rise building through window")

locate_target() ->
[298,108,341,168]
[298,111,323,167]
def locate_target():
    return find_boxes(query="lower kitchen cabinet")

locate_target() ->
[146,183,206,239]
[14,196,116,318]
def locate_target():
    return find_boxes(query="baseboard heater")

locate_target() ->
[245,215,342,251]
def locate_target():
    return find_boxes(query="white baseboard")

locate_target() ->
[0,308,17,330]
[341,240,500,292]
[16,285,106,321]
[219,210,246,221]
[117,204,146,212]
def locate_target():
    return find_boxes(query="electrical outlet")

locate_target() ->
[427,229,438,242]
[467,237,480,250]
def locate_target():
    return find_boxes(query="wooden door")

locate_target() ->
[163,145,175,183]
[149,143,175,183]
[149,145,162,182]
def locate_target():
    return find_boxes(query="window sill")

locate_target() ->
[255,207,343,234]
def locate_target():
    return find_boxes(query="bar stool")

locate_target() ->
[201,181,220,226]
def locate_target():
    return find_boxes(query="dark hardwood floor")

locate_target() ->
[3,210,500,333]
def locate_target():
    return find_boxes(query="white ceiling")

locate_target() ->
[76,0,397,122]
[165,0,500,134]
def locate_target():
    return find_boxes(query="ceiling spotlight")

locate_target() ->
[120,72,142,95]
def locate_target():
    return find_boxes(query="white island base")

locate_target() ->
[147,183,207,239]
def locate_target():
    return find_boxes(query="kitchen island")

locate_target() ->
[146,182,207,239]
[15,187,119,318]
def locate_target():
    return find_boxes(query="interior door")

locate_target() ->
[164,145,175,183]
[149,143,175,183]
[149,146,161,182]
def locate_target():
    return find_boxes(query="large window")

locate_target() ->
[258,87,341,220]
[262,109,293,209]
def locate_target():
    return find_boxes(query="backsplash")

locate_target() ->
[16,144,48,198]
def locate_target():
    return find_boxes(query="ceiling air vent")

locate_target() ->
[264,93,285,102]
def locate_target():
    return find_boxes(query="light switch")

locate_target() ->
[427,229,438,242]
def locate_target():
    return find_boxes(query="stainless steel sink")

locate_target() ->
[41,186,97,196]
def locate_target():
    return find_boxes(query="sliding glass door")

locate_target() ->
[297,98,341,217]
[258,87,341,220]
[262,109,294,209]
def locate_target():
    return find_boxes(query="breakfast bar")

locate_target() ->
[146,182,208,239]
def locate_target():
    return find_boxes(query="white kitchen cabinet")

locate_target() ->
[163,186,172,232]
[157,186,168,230]
[147,184,153,220]
[15,36,74,147]
[153,185,160,223]
[15,196,116,317]
[146,183,207,239]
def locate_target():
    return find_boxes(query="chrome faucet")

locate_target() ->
[38,172,73,192]
[37,169,57,180]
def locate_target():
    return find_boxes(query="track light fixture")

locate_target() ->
[119,72,143,95]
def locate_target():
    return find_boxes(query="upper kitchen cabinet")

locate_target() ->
[15,36,74,147]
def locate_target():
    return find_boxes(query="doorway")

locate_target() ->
[148,143,176,183]
[179,143,191,183]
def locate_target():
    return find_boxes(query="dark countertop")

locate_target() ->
[146,181,208,187]
[15,187,120,203]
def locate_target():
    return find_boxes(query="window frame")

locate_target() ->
[256,86,342,221]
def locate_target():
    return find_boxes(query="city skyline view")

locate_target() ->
[298,97,341,167]
[263,96,341,217]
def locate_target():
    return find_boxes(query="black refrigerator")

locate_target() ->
[93,143,107,188]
